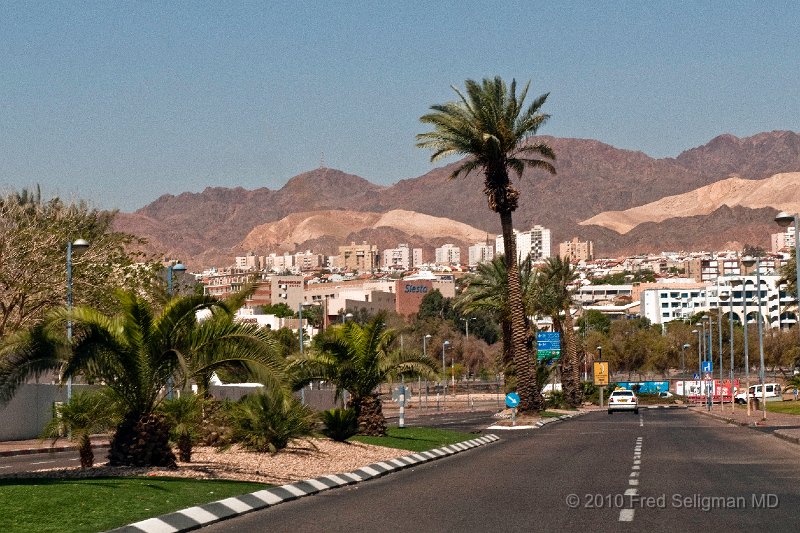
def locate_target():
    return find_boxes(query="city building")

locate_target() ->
[467,243,494,267]
[435,244,461,266]
[234,252,260,270]
[383,244,412,271]
[771,225,797,253]
[337,242,379,272]
[559,237,593,262]
[496,225,551,264]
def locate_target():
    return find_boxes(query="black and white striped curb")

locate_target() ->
[109,434,500,533]
[487,410,588,430]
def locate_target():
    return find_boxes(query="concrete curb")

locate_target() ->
[0,443,109,457]
[486,410,588,431]
[109,434,500,533]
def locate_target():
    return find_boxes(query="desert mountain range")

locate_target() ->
[112,131,800,269]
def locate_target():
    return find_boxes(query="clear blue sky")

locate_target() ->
[2,1,798,212]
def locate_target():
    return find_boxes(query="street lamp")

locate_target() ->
[743,256,767,420]
[167,261,186,297]
[692,329,700,401]
[341,312,353,323]
[442,340,450,396]
[775,211,800,342]
[717,288,728,408]
[681,343,690,374]
[719,288,732,409]
[66,238,89,401]
[460,316,476,341]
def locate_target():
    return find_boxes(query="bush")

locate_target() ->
[321,408,358,442]
[229,392,317,453]
[546,389,567,409]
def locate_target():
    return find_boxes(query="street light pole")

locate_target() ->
[775,211,800,342]
[743,256,767,420]
[165,261,186,400]
[692,329,700,402]
[423,334,431,408]
[66,238,89,402]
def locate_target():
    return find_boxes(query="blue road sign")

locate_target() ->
[537,331,561,360]
[505,392,520,408]
[702,361,713,373]
[693,373,699,380]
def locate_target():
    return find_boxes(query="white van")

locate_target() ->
[734,383,782,404]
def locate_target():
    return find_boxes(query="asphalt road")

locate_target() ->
[0,449,87,474]
[202,409,800,533]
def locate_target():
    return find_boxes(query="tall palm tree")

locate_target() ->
[455,254,535,370]
[0,291,286,466]
[291,313,437,436]
[533,256,583,407]
[418,76,556,411]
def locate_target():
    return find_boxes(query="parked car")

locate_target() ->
[608,389,639,414]
[734,383,782,404]
[658,391,674,399]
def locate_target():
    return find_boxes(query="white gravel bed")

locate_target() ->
[4,440,408,485]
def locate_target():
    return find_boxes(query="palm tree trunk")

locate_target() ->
[500,210,542,412]
[562,310,583,407]
[350,393,387,436]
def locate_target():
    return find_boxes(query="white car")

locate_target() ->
[734,383,782,404]
[608,389,639,414]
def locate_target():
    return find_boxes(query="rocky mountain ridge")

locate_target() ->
[111,131,800,268]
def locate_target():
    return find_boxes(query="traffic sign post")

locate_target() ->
[593,361,610,408]
[506,392,520,426]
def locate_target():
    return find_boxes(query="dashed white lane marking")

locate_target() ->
[621,437,643,522]
[29,460,56,465]
[0,465,11,469]
[639,414,644,427]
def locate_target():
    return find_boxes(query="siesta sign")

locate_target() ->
[403,284,429,294]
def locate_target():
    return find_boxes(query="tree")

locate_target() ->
[779,256,797,299]
[40,389,116,468]
[455,255,534,369]
[418,77,556,412]
[0,188,157,339]
[291,313,438,435]
[532,256,583,407]
[0,291,286,467]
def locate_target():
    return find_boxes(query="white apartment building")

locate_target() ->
[294,250,325,271]
[435,244,461,266]
[263,253,295,273]
[640,274,797,330]
[235,252,259,270]
[495,225,551,264]
[771,225,797,253]
[383,244,411,271]
[467,243,494,267]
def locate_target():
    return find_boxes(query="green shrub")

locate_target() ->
[320,408,358,442]
[229,392,317,453]
[546,389,567,409]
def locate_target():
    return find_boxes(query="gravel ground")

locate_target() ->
[8,439,408,485]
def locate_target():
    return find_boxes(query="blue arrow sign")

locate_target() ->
[505,392,520,408]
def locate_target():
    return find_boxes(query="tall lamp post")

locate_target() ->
[442,340,450,397]
[775,211,800,342]
[165,261,186,400]
[718,289,729,408]
[66,238,89,401]
[681,343,690,375]
[167,261,186,297]
[743,256,767,420]
[692,329,700,401]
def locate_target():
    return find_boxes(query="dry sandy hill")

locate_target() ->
[240,209,487,251]
[579,172,800,234]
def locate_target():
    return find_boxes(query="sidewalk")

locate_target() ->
[0,435,109,457]
[691,402,800,445]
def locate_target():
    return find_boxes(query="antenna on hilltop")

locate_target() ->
[320,152,326,169]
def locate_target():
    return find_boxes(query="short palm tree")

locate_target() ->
[291,313,437,436]
[418,76,556,411]
[159,394,203,462]
[532,256,583,407]
[40,389,116,468]
[0,290,286,466]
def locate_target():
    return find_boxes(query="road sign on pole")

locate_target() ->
[536,331,561,360]
[593,361,609,386]
[702,361,713,373]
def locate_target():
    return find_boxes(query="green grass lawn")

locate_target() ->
[766,401,800,415]
[350,426,477,452]
[0,477,268,533]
